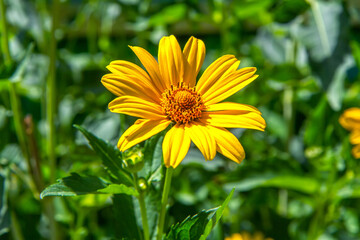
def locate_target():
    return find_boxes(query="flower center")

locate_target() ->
[161,82,204,124]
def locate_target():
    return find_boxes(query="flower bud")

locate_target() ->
[122,147,144,173]
[137,177,148,192]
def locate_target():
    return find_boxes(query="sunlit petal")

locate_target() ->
[200,111,266,131]
[183,36,206,87]
[118,119,171,151]
[101,74,160,103]
[205,102,261,113]
[202,68,257,105]
[163,124,191,168]
[129,46,166,92]
[196,55,239,95]
[109,96,165,120]
[158,35,185,88]
[185,122,216,161]
[339,108,360,131]
[207,126,245,163]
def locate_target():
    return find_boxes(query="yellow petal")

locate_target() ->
[101,74,160,103]
[350,130,360,145]
[207,126,245,163]
[158,35,185,89]
[129,46,166,92]
[163,124,191,168]
[202,68,257,105]
[339,108,360,131]
[205,102,261,114]
[185,122,216,161]
[200,111,266,131]
[196,55,239,95]
[118,119,171,151]
[109,96,165,120]
[352,144,360,159]
[183,36,206,87]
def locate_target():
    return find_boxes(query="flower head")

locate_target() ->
[225,232,273,240]
[101,35,266,168]
[339,107,360,158]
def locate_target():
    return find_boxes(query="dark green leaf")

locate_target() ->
[166,189,234,240]
[40,173,108,198]
[73,124,133,186]
[113,194,140,240]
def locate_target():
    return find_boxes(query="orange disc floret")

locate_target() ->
[161,82,204,124]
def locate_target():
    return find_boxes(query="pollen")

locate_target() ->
[161,82,204,124]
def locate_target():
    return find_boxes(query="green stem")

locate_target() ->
[45,2,61,239]
[47,0,59,184]
[134,173,150,240]
[157,167,174,240]
[0,0,11,66]
[10,211,25,240]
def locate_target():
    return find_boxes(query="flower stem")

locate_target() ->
[157,167,174,240]
[0,0,12,66]
[47,0,59,184]
[134,173,150,240]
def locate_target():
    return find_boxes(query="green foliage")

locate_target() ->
[40,173,108,198]
[166,189,234,240]
[113,194,141,240]
[2,0,360,239]
[74,124,133,186]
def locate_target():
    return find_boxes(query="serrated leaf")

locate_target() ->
[73,124,133,186]
[166,189,234,240]
[40,173,108,198]
[165,209,217,240]
[97,184,138,197]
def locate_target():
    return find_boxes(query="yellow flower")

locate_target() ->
[225,232,273,240]
[101,35,266,168]
[339,107,360,158]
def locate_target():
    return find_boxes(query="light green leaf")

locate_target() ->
[149,4,186,26]
[97,184,138,197]
[225,174,319,194]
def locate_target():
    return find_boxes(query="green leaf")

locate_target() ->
[113,194,141,239]
[200,188,235,239]
[225,174,319,194]
[141,135,163,180]
[73,124,133,186]
[149,4,186,26]
[97,184,138,197]
[40,173,108,198]
[166,189,234,240]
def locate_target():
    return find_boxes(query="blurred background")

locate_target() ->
[1,0,360,239]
